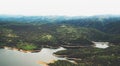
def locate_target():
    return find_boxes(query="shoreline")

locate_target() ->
[3,46,41,53]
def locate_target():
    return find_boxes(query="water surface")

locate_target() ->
[0,47,66,66]
[93,42,109,48]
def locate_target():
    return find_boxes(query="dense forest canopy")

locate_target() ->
[0,15,120,48]
[0,15,120,49]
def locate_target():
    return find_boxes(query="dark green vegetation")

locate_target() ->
[16,42,37,50]
[48,60,78,66]
[0,15,120,65]
[0,15,120,49]
[50,46,120,66]
[0,23,97,50]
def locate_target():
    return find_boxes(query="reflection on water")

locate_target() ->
[0,47,66,66]
[93,42,109,48]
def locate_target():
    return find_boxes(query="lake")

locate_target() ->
[93,42,109,48]
[0,47,66,66]
[0,42,109,66]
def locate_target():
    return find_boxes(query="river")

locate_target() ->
[0,47,66,66]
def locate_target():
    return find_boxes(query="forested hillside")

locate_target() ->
[0,15,120,66]
[0,15,120,50]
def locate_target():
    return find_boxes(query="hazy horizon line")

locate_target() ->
[0,14,120,17]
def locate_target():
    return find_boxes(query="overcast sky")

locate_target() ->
[0,0,120,16]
